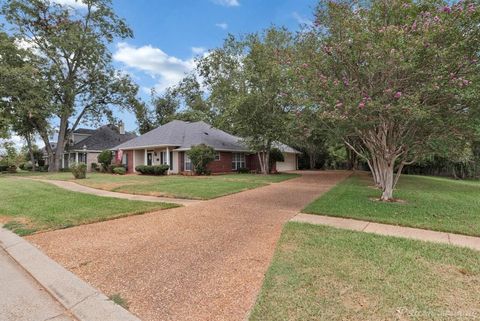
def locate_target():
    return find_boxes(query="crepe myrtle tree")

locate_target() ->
[197,28,296,174]
[2,0,139,171]
[295,0,480,201]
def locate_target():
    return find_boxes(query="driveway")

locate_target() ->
[27,171,350,321]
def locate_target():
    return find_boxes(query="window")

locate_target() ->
[232,153,246,170]
[214,152,221,161]
[185,154,192,171]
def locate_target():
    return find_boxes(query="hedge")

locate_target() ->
[135,164,169,175]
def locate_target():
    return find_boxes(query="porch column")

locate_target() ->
[75,152,78,164]
[144,149,147,166]
[61,154,65,169]
[132,150,136,173]
[166,146,170,175]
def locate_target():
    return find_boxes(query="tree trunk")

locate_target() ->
[51,116,69,172]
[257,150,270,175]
[379,162,395,201]
[25,134,36,172]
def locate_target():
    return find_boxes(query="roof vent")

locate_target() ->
[204,132,209,135]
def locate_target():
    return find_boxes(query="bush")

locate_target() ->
[70,163,87,179]
[186,144,215,175]
[135,164,169,175]
[38,165,49,172]
[237,167,250,174]
[23,162,33,171]
[98,150,113,171]
[113,167,126,175]
[0,165,8,172]
[37,159,45,167]
[7,165,17,173]
[91,162,99,172]
[107,164,125,173]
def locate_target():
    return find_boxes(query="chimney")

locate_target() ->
[118,121,125,135]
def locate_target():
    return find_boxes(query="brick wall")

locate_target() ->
[207,152,233,173]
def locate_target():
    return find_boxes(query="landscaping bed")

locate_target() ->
[251,222,480,321]
[303,173,480,236]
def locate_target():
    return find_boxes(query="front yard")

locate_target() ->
[251,222,480,321]
[19,172,299,199]
[303,173,480,236]
[0,177,176,235]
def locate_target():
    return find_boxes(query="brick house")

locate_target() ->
[113,120,300,174]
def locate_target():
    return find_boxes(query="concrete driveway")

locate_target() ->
[27,171,350,321]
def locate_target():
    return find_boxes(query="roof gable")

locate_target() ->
[71,125,136,151]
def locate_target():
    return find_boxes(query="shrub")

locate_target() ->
[98,150,113,171]
[113,167,126,175]
[19,163,25,170]
[0,165,8,172]
[70,163,87,179]
[38,165,49,172]
[186,144,215,175]
[7,165,17,173]
[135,164,169,175]
[107,164,124,173]
[23,162,33,171]
[37,159,45,167]
[237,167,250,174]
[91,162,99,172]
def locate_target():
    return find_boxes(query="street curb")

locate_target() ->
[0,227,141,321]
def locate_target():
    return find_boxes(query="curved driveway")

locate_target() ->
[27,171,350,321]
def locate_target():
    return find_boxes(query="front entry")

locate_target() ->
[147,152,153,166]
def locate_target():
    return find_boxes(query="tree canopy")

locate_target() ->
[295,0,480,200]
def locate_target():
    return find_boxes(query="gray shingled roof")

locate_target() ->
[114,120,249,151]
[71,125,136,151]
[114,120,300,154]
[73,128,96,135]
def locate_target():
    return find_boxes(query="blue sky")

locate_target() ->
[109,0,317,132]
[3,0,317,148]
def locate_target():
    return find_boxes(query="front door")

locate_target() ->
[147,152,153,166]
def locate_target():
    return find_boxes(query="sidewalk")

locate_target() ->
[31,178,201,206]
[0,247,75,321]
[292,213,480,251]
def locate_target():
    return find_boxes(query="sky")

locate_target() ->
[2,0,318,149]
[110,0,317,132]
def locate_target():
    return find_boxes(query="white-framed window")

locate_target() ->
[232,153,246,170]
[215,152,221,161]
[185,154,192,171]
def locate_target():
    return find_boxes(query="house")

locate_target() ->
[113,120,300,174]
[44,123,136,171]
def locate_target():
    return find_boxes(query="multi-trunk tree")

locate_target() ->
[296,0,480,200]
[2,0,139,171]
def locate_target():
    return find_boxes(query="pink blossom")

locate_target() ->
[442,6,451,13]
[302,63,309,68]
[358,101,366,109]
[468,3,476,13]
[433,15,441,23]
[394,91,402,99]
[342,77,349,87]
[411,20,417,31]
[335,101,343,108]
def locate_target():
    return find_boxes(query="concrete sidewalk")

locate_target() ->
[0,227,141,321]
[0,247,75,321]
[292,213,480,251]
[31,178,201,206]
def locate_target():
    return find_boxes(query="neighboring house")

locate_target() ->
[44,123,136,171]
[113,120,300,174]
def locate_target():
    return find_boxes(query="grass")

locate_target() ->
[0,177,177,235]
[109,293,129,310]
[17,172,299,200]
[303,173,480,236]
[250,222,480,321]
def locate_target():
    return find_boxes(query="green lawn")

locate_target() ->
[303,173,480,236]
[18,172,299,200]
[251,222,480,321]
[0,177,177,235]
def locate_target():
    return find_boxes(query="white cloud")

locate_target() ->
[51,0,88,9]
[215,22,228,30]
[211,0,239,7]
[113,42,195,92]
[292,12,313,26]
[191,47,207,55]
